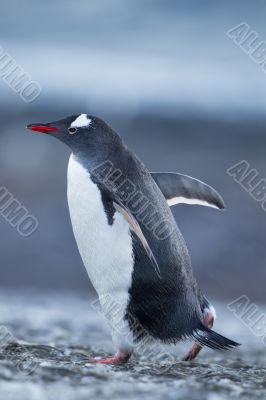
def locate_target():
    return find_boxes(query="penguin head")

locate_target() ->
[27,114,120,157]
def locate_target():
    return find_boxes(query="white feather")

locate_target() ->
[67,154,134,351]
[70,114,91,128]
[203,305,216,320]
[167,196,219,209]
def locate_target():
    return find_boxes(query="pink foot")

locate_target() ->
[92,351,132,365]
[182,306,215,362]
[182,342,203,361]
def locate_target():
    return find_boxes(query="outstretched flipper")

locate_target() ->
[151,172,225,210]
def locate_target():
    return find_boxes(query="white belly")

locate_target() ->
[67,154,134,350]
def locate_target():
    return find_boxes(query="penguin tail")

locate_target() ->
[192,324,240,351]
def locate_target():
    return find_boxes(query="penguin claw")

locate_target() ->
[182,343,202,361]
[90,351,132,365]
[92,357,117,364]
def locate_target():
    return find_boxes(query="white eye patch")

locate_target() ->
[70,114,91,128]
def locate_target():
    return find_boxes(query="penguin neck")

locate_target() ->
[71,150,100,174]
[70,136,126,176]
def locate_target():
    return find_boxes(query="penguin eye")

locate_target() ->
[68,127,77,135]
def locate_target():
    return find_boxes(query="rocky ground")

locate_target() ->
[0,289,265,400]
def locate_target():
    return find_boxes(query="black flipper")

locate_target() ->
[90,163,161,278]
[151,172,225,210]
[113,201,161,278]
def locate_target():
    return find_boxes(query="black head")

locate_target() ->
[27,114,122,161]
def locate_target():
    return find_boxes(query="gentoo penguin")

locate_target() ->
[27,114,239,364]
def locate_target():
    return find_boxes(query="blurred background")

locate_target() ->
[0,0,266,303]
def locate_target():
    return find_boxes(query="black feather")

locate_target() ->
[192,325,240,351]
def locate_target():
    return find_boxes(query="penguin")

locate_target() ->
[27,114,239,364]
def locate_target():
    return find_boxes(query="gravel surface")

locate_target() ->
[0,289,264,400]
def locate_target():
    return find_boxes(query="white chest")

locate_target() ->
[67,155,134,347]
